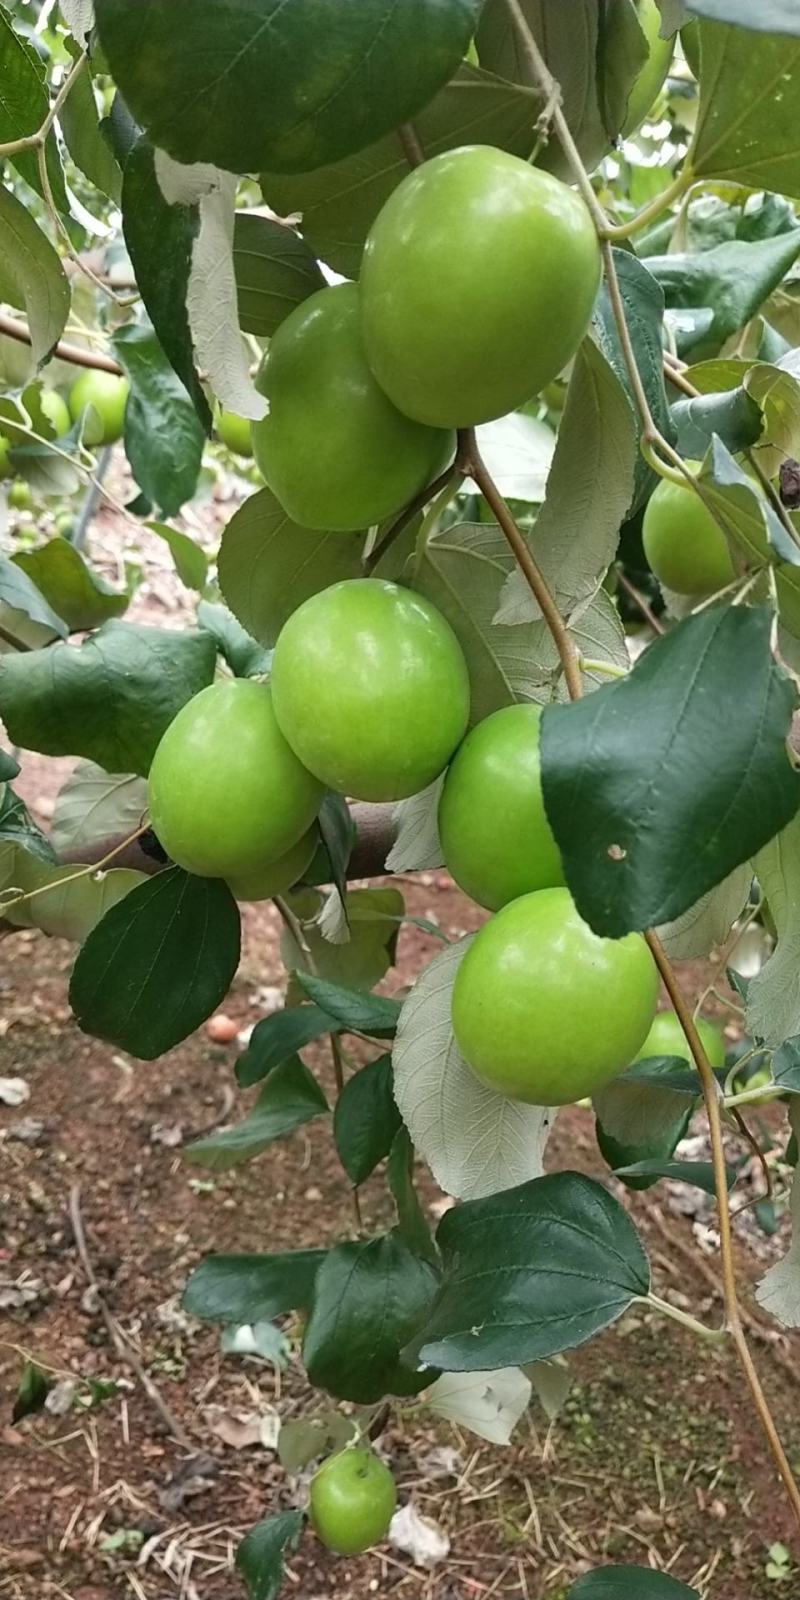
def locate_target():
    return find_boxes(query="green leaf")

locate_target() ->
[13,1361,53,1423]
[13,541,128,632]
[147,522,208,592]
[0,184,70,366]
[217,488,362,649]
[0,784,57,866]
[233,212,325,338]
[51,764,147,857]
[60,46,122,200]
[294,974,401,1038]
[196,600,271,679]
[334,1054,401,1185]
[568,1568,700,1599]
[773,1038,800,1093]
[278,1412,359,1473]
[613,1159,731,1193]
[0,3,68,210]
[262,63,542,279]
[594,1059,697,1192]
[0,556,67,638]
[748,812,800,1047]
[283,887,404,991]
[185,1056,328,1171]
[3,857,146,943]
[113,323,205,516]
[236,1512,304,1600]
[387,1126,437,1264]
[236,1004,337,1089]
[69,867,241,1060]
[0,749,20,781]
[699,435,796,565]
[316,793,356,900]
[691,22,800,197]
[0,620,216,776]
[594,250,675,511]
[183,1250,325,1324]
[95,0,481,174]
[494,339,636,625]
[412,1173,650,1371]
[541,606,800,937]
[670,386,763,458]
[303,1233,438,1403]
[121,139,210,429]
[646,233,800,361]
[688,1,800,29]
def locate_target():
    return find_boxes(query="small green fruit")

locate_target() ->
[643,470,737,596]
[620,0,674,136]
[8,479,33,511]
[215,407,253,458]
[69,370,129,446]
[310,1449,397,1556]
[39,388,71,437]
[635,1009,726,1070]
[0,435,12,479]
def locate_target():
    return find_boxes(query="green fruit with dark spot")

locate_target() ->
[310,1450,397,1556]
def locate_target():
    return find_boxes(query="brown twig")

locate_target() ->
[0,311,122,374]
[364,462,458,575]
[615,568,666,635]
[396,123,425,169]
[68,1184,193,1450]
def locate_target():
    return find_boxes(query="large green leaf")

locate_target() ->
[568,1569,700,1599]
[0,3,68,209]
[13,541,128,632]
[646,232,800,361]
[283,888,405,992]
[236,1513,304,1600]
[476,0,649,179]
[687,1,800,35]
[185,1057,328,1171]
[121,139,210,428]
[294,974,401,1037]
[51,763,147,857]
[95,0,481,175]
[334,1055,401,1186]
[113,323,205,516]
[183,1250,325,1323]
[691,21,800,197]
[262,64,542,278]
[2,853,145,942]
[593,249,675,510]
[70,868,241,1059]
[218,489,363,649]
[594,1058,697,1191]
[0,620,216,777]
[233,213,325,338]
[303,1233,438,1402]
[540,607,800,936]
[60,45,122,200]
[236,1003,337,1089]
[0,556,67,639]
[0,185,70,366]
[412,1173,650,1371]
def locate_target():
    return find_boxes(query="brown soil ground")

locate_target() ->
[1,482,799,1600]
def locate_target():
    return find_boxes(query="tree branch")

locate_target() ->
[0,311,123,375]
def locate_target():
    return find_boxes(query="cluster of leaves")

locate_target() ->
[4,0,800,1595]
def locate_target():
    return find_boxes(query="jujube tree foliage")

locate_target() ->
[2,1,800,1595]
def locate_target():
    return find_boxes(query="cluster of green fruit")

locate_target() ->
[0,370,130,504]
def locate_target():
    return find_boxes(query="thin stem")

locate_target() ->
[397,123,425,168]
[724,1083,782,1111]
[330,1032,364,1232]
[274,894,316,970]
[604,168,694,242]
[364,463,459,575]
[615,567,666,635]
[464,430,584,701]
[0,49,87,158]
[0,825,150,917]
[645,1292,726,1344]
[646,929,800,1527]
[0,311,122,374]
[0,620,32,652]
[579,656,628,679]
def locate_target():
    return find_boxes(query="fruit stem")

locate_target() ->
[363,463,460,575]
[644,1292,726,1343]
[601,168,695,243]
[397,123,426,169]
[578,656,628,679]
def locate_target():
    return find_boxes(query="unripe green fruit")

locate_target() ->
[360,145,601,428]
[439,704,563,911]
[452,888,658,1105]
[642,470,736,596]
[226,827,315,902]
[0,435,12,479]
[215,407,253,458]
[252,282,453,532]
[69,370,129,446]
[635,1009,726,1070]
[620,0,674,136]
[148,680,323,878]
[40,388,71,436]
[54,512,77,539]
[310,1449,397,1556]
[271,579,471,802]
[8,479,33,510]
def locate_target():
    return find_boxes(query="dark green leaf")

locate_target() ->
[594,250,675,511]
[540,607,800,936]
[0,620,216,777]
[645,233,800,360]
[233,213,324,338]
[317,793,356,904]
[334,1054,401,1185]
[183,1250,325,1323]
[387,1127,437,1264]
[0,556,66,638]
[96,0,482,174]
[121,139,210,429]
[568,1568,700,1599]
[60,44,122,199]
[303,1233,438,1402]
[0,3,68,210]
[147,522,208,592]
[196,600,271,680]
[595,1056,698,1192]
[217,488,363,649]
[613,1159,731,1194]
[294,975,401,1038]
[0,185,70,366]
[262,64,542,278]
[283,887,406,991]
[236,1512,304,1600]
[0,749,20,781]
[70,868,241,1060]
[185,1056,328,1171]
[113,323,205,516]
[412,1173,650,1371]
[773,1038,800,1092]
[12,1361,52,1423]
[691,22,800,197]
[13,541,128,631]
[670,387,763,458]
[0,784,57,865]
[237,1004,336,1089]
[701,436,798,565]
